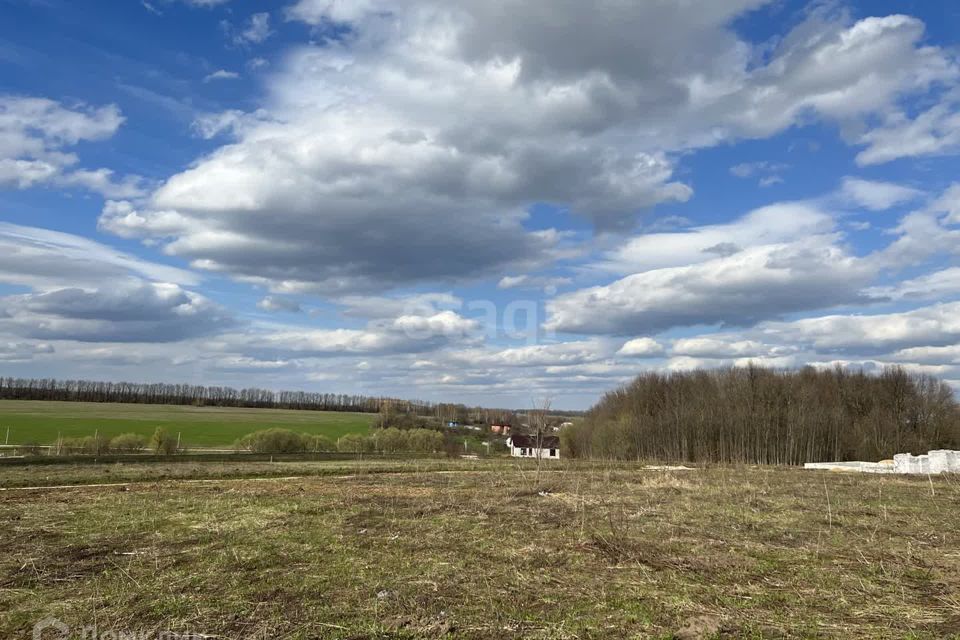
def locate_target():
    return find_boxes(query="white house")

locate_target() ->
[507,434,560,459]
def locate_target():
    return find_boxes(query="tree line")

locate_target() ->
[0,376,538,424]
[561,366,960,464]
[0,376,407,412]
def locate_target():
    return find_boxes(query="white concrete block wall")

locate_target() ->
[894,453,931,475]
[929,450,960,474]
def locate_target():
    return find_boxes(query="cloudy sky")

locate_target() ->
[3,0,960,408]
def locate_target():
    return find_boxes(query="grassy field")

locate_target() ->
[0,400,376,448]
[1,460,958,639]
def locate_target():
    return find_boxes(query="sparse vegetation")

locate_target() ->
[0,461,958,638]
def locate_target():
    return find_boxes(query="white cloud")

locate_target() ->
[57,169,150,199]
[223,310,480,358]
[758,302,960,353]
[838,177,922,211]
[930,183,960,224]
[856,91,960,165]
[0,283,232,343]
[0,222,198,290]
[670,336,792,359]
[444,339,616,369]
[100,3,957,295]
[617,337,665,358]
[203,69,240,82]
[598,202,834,274]
[866,267,960,301]
[547,232,872,335]
[240,13,272,44]
[730,161,788,186]
[0,224,223,344]
[0,95,137,194]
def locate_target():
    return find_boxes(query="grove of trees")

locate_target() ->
[561,365,960,464]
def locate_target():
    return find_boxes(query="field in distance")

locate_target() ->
[0,399,376,447]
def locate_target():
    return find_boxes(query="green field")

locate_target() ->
[0,400,376,448]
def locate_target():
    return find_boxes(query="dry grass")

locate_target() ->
[1,461,959,639]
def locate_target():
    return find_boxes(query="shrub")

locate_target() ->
[58,434,110,455]
[110,433,146,453]
[373,427,408,453]
[407,429,444,453]
[150,426,178,455]
[305,434,335,452]
[337,433,373,453]
[234,428,309,453]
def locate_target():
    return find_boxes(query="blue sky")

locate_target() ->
[3,0,960,408]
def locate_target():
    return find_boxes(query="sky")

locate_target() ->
[2,0,960,409]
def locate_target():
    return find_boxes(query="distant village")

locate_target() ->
[443,419,571,459]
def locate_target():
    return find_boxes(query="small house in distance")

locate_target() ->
[491,423,512,435]
[507,434,560,459]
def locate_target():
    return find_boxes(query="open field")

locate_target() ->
[1,461,959,639]
[0,400,377,448]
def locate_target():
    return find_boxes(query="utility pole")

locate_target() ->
[4,426,8,445]
[177,432,181,451]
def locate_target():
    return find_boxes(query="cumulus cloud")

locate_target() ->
[598,202,835,274]
[865,267,960,301]
[222,310,480,359]
[617,337,665,358]
[0,283,232,343]
[547,234,873,335]
[0,223,227,344]
[670,336,793,359]
[98,3,956,295]
[757,302,960,354]
[0,95,141,195]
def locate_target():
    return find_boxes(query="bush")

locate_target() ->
[110,433,146,453]
[337,433,373,453]
[407,429,444,453]
[58,434,110,455]
[234,428,310,453]
[150,426,178,455]
[305,434,335,452]
[373,427,408,453]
